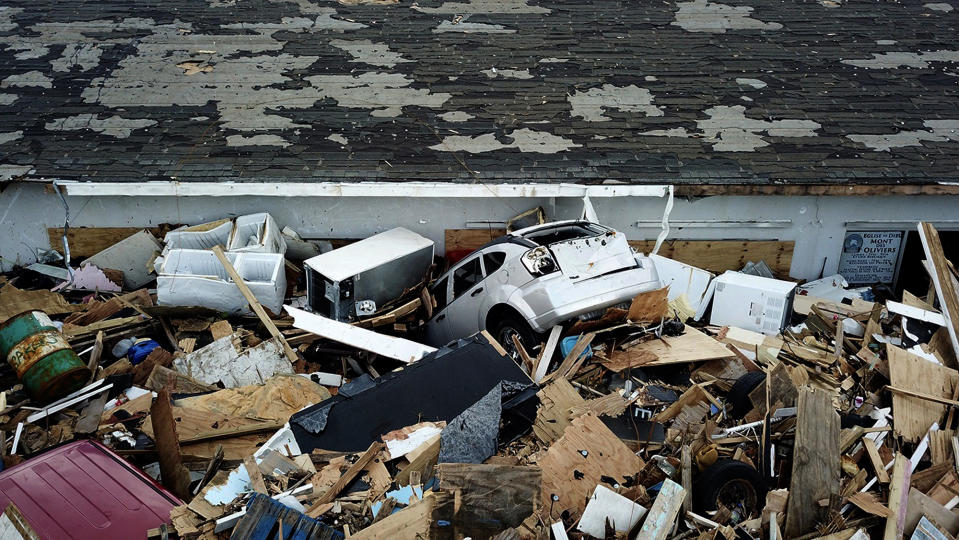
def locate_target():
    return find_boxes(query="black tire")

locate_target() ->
[728,371,766,418]
[490,312,537,359]
[693,459,767,517]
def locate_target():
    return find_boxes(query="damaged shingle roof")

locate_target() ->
[0,0,958,184]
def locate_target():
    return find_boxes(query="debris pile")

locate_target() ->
[0,215,956,540]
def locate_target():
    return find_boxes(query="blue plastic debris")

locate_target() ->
[230,493,343,540]
[559,336,593,362]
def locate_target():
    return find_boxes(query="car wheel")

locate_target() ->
[728,371,766,419]
[693,459,766,522]
[491,313,537,360]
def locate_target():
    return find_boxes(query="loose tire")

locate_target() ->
[693,458,766,519]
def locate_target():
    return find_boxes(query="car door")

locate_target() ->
[424,276,452,346]
[444,254,487,340]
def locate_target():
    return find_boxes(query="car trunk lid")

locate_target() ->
[548,230,635,282]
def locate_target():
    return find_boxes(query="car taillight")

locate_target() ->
[521,247,558,276]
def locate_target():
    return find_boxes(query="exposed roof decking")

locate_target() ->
[1,0,958,184]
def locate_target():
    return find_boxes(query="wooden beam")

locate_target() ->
[918,222,959,360]
[533,326,562,383]
[636,479,686,540]
[864,439,890,484]
[785,387,840,537]
[885,385,959,408]
[151,390,191,501]
[211,245,298,363]
[883,453,911,540]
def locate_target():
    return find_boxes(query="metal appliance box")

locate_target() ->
[709,271,796,335]
[304,228,434,321]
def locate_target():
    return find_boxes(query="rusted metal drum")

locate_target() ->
[0,311,90,401]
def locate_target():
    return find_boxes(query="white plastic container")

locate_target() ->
[157,249,287,314]
[709,271,796,335]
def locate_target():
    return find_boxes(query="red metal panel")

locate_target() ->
[0,440,181,539]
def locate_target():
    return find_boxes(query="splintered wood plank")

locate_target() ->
[636,479,686,540]
[611,327,735,368]
[918,222,959,361]
[883,453,911,540]
[864,439,890,484]
[887,344,959,442]
[785,387,840,538]
[306,442,385,514]
[47,226,175,258]
[151,390,191,501]
[532,378,587,444]
[628,240,794,277]
[535,414,644,522]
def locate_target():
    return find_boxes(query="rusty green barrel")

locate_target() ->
[0,311,90,401]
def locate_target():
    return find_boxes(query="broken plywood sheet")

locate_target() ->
[172,336,293,388]
[888,343,959,442]
[532,378,587,444]
[174,374,330,422]
[286,305,435,363]
[608,327,735,369]
[627,286,669,324]
[0,284,82,320]
[534,413,644,522]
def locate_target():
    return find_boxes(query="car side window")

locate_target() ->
[431,277,449,311]
[483,252,506,275]
[452,257,483,299]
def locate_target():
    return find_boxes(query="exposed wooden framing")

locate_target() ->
[212,245,298,364]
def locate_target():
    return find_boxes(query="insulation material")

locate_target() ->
[172,336,294,388]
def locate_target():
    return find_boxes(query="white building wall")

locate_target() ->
[1,182,956,281]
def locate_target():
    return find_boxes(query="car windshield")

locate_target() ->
[520,223,608,246]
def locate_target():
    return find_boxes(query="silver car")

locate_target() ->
[423,220,661,349]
